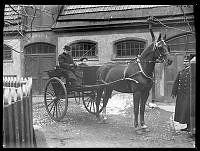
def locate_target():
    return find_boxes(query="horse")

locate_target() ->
[95,33,173,132]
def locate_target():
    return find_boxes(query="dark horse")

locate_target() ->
[95,32,172,131]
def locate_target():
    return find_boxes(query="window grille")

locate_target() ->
[69,42,97,59]
[3,44,12,61]
[115,40,146,58]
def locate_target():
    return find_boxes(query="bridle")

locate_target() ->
[154,40,170,63]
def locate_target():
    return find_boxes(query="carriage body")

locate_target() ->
[46,66,100,86]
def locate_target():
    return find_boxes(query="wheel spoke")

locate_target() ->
[89,101,92,111]
[46,91,55,97]
[84,97,90,107]
[92,101,95,112]
[52,105,56,117]
[49,102,55,113]
[47,100,54,107]
[48,83,55,93]
[55,103,58,118]
[57,101,62,117]
[58,100,64,112]
[49,84,56,96]
[47,88,55,96]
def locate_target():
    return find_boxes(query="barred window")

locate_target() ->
[3,44,12,61]
[69,42,97,59]
[24,42,56,54]
[115,40,146,58]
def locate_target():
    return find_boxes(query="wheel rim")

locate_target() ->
[83,91,104,115]
[44,77,68,121]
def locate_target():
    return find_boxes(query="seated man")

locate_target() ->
[58,45,81,85]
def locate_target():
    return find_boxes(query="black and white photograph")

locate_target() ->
[3,5,196,148]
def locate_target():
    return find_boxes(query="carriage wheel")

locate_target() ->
[44,77,68,122]
[82,90,104,115]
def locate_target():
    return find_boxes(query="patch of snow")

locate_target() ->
[106,93,133,115]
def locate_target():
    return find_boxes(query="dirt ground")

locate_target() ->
[32,94,195,148]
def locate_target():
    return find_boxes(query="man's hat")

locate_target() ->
[80,57,88,61]
[184,55,190,62]
[184,54,196,62]
[63,45,71,51]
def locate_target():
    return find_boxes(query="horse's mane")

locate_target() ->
[140,42,155,58]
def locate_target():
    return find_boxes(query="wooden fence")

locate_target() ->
[3,76,37,148]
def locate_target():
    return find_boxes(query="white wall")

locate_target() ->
[58,29,160,65]
[3,39,22,77]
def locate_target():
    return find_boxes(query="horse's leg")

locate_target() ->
[133,91,141,129]
[140,90,150,129]
[101,88,112,121]
[96,88,104,120]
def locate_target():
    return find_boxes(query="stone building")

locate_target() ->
[3,5,195,102]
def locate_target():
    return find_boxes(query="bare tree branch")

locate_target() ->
[30,5,37,37]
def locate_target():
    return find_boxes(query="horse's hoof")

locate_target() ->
[103,116,107,121]
[141,125,148,129]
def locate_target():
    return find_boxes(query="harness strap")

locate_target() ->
[137,58,153,80]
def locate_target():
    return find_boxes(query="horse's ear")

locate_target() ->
[163,34,166,40]
[157,33,161,42]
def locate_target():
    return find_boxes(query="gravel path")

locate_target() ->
[32,95,195,148]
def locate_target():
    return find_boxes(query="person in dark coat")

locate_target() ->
[171,55,192,132]
[58,45,79,85]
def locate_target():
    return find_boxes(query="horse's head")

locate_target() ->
[153,33,173,66]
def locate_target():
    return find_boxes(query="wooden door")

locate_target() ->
[39,55,56,94]
[164,54,184,102]
[25,56,40,95]
[24,43,56,95]
[25,55,55,95]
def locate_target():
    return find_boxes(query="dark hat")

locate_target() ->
[80,57,88,61]
[184,54,196,62]
[63,45,71,51]
[184,55,190,62]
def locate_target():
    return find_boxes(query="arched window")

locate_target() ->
[3,44,12,61]
[69,41,97,59]
[114,39,146,58]
[24,42,56,54]
[166,33,196,54]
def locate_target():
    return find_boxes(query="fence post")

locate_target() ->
[10,88,18,147]
[27,78,35,147]
[22,84,31,147]
[16,87,25,148]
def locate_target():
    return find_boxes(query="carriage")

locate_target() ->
[44,65,107,122]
